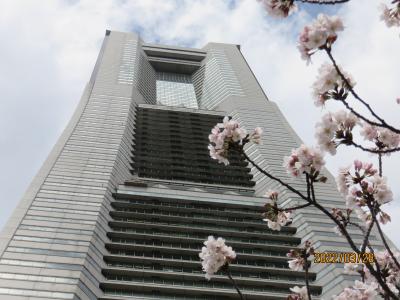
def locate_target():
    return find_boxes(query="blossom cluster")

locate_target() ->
[199,236,236,280]
[261,190,292,231]
[298,14,344,62]
[360,122,400,152]
[380,1,400,28]
[312,63,356,107]
[331,208,352,236]
[364,250,400,295]
[341,250,400,298]
[315,110,358,155]
[287,240,314,271]
[336,160,393,225]
[333,280,378,300]
[258,0,297,18]
[288,286,309,300]
[208,116,262,165]
[283,144,325,178]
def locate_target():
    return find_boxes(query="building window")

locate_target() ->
[156,72,198,108]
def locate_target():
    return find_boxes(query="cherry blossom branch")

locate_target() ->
[242,146,399,299]
[371,210,400,270]
[242,147,397,297]
[241,147,397,297]
[296,0,350,3]
[306,180,398,299]
[226,268,244,300]
[378,154,383,177]
[349,142,400,154]
[311,201,398,299]
[242,151,310,201]
[361,219,375,254]
[304,258,313,300]
[324,47,400,134]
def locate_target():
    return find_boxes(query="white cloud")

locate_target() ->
[0,0,399,249]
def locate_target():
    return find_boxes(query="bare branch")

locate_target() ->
[350,142,400,154]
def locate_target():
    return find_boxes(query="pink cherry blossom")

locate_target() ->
[288,257,305,271]
[312,63,356,106]
[380,1,400,28]
[262,192,292,231]
[336,161,392,225]
[209,117,262,165]
[199,236,236,280]
[360,122,400,151]
[315,110,358,155]
[249,127,263,144]
[283,144,325,177]
[333,280,378,300]
[361,250,400,296]
[265,189,279,200]
[258,0,297,18]
[289,286,309,300]
[263,211,292,231]
[298,14,344,62]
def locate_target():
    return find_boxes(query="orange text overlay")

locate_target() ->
[314,252,375,264]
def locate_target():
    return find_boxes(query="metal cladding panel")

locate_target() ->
[0,31,144,300]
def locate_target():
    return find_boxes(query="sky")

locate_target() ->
[0,0,399,248]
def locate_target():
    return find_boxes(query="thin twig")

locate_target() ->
[304,258,313,300]
[378,153,383,177]
[325,47,400,134]
[350,142,400,155]
[226,268,244,300]
[242,151,309,201]
[372,212,400,271]
[361,219,375,253]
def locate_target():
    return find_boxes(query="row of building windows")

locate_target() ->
[109,238,287,257]
[112,217,292,236]
[106,251,288,269]
[110,227,296,246]
[103,264,304,282]
[115,198,261,215]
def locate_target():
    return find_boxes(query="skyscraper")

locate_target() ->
[0,30,393,300]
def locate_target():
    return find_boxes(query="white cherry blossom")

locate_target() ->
[360,122,400,151]
[333,280,378,300]
[283,144,325,177]
[312,63,355,106]
[315,110,358,154]
[298,14,344,62]
[289,286,309,300]
[258,0,297,18]
[263,211,292,231]
[199,236,236,280]
[209,117,262,165]
[380,1,400,27]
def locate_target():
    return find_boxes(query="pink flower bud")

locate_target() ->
[354,160,363,171]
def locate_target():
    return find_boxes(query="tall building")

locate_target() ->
[0,30,393,300]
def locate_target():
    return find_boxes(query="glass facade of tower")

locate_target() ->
[156,72,198,108]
